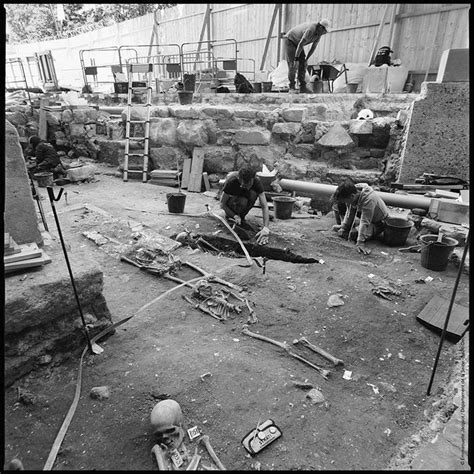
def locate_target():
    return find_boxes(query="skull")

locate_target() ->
[150,399,184,449]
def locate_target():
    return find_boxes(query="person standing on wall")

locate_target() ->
[284,19,330,94]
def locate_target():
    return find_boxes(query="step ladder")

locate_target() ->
[123,62,153,182]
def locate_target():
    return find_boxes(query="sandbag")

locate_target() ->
[66,164,96,182]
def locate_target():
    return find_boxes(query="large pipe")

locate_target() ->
[279,179,432,210]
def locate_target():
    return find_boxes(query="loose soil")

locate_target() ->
[4,163,469,470]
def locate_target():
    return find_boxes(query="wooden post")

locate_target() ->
[195,4,212,67]
[277,3,282,65]
[387,4,397,48]
[260,4,281,71]
[389,4,402,53]
[39,98,49,141]
[368,4,390,66]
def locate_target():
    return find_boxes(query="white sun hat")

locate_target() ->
[319,19,330,32]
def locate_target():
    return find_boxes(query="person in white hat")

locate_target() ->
[284,19,330,93]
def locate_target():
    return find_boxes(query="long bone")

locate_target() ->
[241,325,330,379]
[186,448,201,471]
[151,444,169,470]
[199,435,226,470]
[294,337,344,366]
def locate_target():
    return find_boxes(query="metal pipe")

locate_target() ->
[279,179,432,210]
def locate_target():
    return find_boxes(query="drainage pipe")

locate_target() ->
[279,179,432,210]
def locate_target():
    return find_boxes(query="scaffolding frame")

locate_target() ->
[5,58,32,105]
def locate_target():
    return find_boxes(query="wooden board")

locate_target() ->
[188,151,205,193]
[150,170,180,178]
[181,159,192,189]
[416,295,469,342]
[39,98,49,140]
[5,250,52,274]
[4,243,42,264]
[460,190,469,203]
[202,172,211,191]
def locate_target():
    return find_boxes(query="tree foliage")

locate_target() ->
[5,3,177,43]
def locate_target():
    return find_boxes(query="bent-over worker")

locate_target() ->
[220,167,270,245]
[332,178,389,255]
[284,19,330,93]
[26,135,66,179]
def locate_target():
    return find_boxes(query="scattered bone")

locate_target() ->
[152,444,169,470]
[185,447,200,470]
[306,388,326,404]
[294,337,344,366]
[90,386,110,400]
[241,325,330,379]
[199,435,226,470]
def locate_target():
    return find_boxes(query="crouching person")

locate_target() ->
[220,167,271,245]
[332,178,389,255]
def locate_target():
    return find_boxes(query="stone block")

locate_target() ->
[326,168,382,184]
[149,117,178,146]
[201,106,233,118]
[436,48,469,82]
[274,155,308,180]
[191,145,236,174]
[287,143,317,161]
[216,117,245,129]
[272,122,301,139]
[294,121,317,143]
[176,120,208,147]
[281,108,305,122]
[439,223,469,246]
[149,146,190,170]
[150,106,170,118]
[122,106,149,121]
[169,106,202,119]
[305,103,328,120]
[234,129,271,145]
[216,130,235,146]
[96,138,125,165]
[237,144,286,170]
[353,147,371,158]
[72,107,98,123]
[234,109,258,119]
[307,163,329,181]
[61,109,74,123]
[398,82,469,183]
[69,122,87,137]
[349,119,373,134]
[107,119,124,140]
[313,122,332,141]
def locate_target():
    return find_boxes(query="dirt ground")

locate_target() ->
[4,163,469,470]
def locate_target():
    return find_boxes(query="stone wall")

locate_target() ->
[398,82,469,183]
[7,92,417,187]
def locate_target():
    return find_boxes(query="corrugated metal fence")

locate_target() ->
[6,3,470,88]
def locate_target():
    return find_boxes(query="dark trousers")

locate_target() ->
[285,38,307,89]
[227,190,258,220]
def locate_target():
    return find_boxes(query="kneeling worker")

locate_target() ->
[220,167,270,245]
[332,178,389,255]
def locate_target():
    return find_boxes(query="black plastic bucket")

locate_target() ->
[178,91,193,105]
[420,234,458,271]
[383,216,413,246]
[167,192,186,213]
[273,196,296,219]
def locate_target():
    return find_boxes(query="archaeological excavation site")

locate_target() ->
[4,3,470,471]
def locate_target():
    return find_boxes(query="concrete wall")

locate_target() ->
[398,82,469,183]
[4,120,43,246]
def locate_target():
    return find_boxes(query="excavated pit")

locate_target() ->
[196,233,319,263]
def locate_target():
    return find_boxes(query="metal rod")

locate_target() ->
[46,187,94,354]
[427,230,470,396]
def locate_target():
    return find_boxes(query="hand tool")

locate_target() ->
[199,435,226,470]
[46,186,100,355]
[294,337,343,366]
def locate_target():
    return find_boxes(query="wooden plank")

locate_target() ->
[5,250,52,274]
[416,295,469,341]
[150,169,180,178]
[181,158,192,189]
[188,151,205,193]
[202,172,211,191]
[460,190,469,203]
[4,243,41,264]
[39,98,49,140]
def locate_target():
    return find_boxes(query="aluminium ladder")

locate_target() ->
[123,62,153,182]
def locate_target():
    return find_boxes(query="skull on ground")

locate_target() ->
[150,399,184,449]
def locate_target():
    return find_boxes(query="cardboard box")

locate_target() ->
[428,198,469,225]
